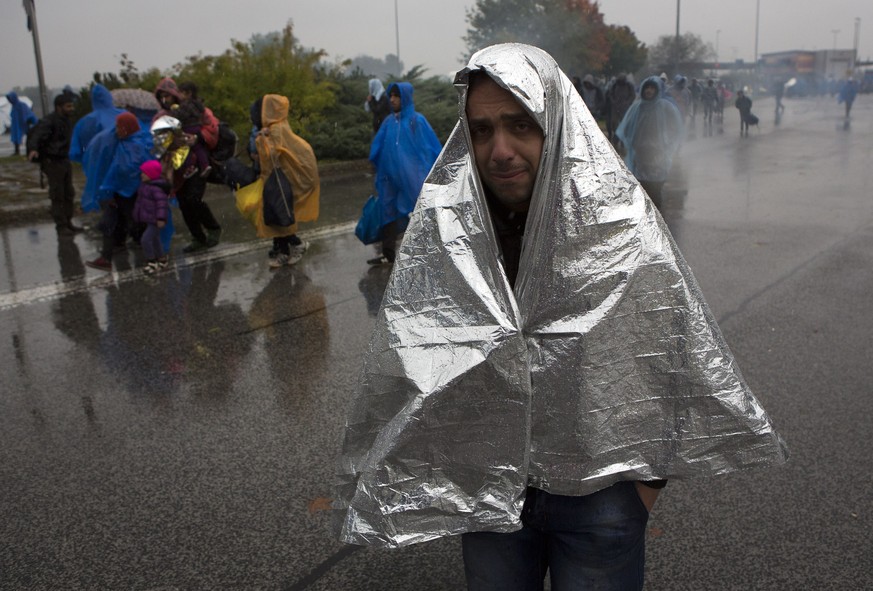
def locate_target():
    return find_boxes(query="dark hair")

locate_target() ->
[179,81,199,98]
[466,70,495,91]
[250,97,264,130]
[54,93,73,108]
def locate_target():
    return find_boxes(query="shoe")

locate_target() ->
[86,257,112,272]
[269,253,290,269]
[367,255,393,266]
[205,227,222,248]
[183,241,208,253]
[155,257,169,269]
[286,240,309,265]
[143,261,158,275]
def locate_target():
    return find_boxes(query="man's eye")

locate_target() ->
[515,120,533,132]
[470,125,490,138]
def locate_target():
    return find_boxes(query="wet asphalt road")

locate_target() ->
[2,95,872,590]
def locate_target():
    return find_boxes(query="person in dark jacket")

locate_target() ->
[26,93,81,235]
[735,90,753,137]
[701,79,719,136]
[580,74,605,120]
[133,160,171,273]
[605,74,636,145]
[365,78,392,135]
[153,77,222,252]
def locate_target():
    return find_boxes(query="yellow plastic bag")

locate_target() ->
[235,178,264,228]
[235,177,298,239]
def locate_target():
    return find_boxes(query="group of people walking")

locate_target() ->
[18,78,326,273]
[573,71,772,208]
[16,72,445,275]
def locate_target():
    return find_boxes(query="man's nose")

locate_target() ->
[491,128,515,162]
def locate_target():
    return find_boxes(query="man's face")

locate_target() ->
[389,90,401,113]
[466,75,544,212]
[59,102,74,117]
[642,84,657,100]
[157,91,174,109]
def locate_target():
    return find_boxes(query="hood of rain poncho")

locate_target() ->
[154,77,182,105]
[80,126,153,210]
[337,43,788,548]
[368,82,442,225]
[615,76,683,182]
[70,84,125,163]
[364,78,385,111]
[5,91,37,145]
[254,94,320,227]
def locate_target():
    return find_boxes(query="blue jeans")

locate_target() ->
[140,224,164,261]
[462,482,649,591]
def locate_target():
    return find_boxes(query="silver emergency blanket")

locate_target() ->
[337,43,788,548]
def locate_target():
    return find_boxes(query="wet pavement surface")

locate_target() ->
[2,96,873,589]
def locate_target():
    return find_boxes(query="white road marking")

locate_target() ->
[0,221,357,311]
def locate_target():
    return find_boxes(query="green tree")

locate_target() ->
[78,21,459,162]
[172,22,336,140]
[308,64,457,161]
[647,32,715,77]
[602,25,647,77]
[464,0,611,77]
[72,55,163,121]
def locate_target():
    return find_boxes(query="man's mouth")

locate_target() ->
[491,169,526,181]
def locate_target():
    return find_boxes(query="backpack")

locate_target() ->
[205,122,239,184]
[210,121,238,162]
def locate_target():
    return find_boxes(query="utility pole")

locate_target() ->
[716,29,721,63]
[22,0,49,117]
[754,0,760,74]
[852,17,861,71]
[394,0,401,76]
[674,0,681,75]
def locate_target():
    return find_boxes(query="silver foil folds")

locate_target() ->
[337,43,788,548]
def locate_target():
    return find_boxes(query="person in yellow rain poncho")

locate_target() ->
[245,94,320,268]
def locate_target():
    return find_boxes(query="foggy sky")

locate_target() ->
[2,0,871,91]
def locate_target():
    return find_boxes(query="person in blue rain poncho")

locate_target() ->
[5,91,38,156]
[69,84,124,163]
[84,112,156,272]
[616,76,683,209]
[838,76,859,119]
[367,81,442,265]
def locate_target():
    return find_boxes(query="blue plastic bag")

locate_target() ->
[355,194,382,245]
